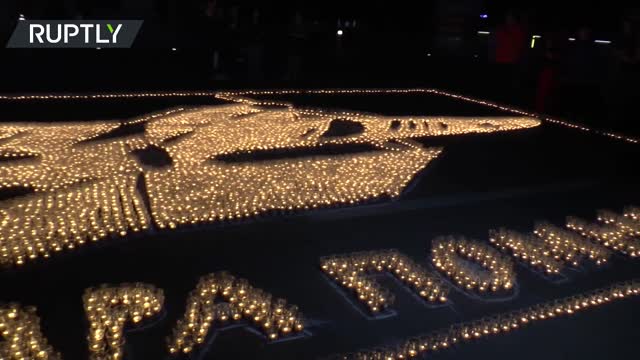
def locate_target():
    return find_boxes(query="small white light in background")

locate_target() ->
[594,40,611,44]
[477,31,490,35]
[172,47,177,51]
[337,29,343,36]
[568,37,576,41]
[18,14,26,21]
[427,53,431,57]
[480,14,488,19]
[530,36,538,48]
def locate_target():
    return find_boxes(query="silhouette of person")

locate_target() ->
[494,12,527,104]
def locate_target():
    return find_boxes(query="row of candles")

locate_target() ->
[215,88,639,144]
[0,87,635,144]
[123,107,186,126]
[320,250,449,313]
[331,279,640,360]
[167,271,305,355]
[0,92,217,101]
[2,278,638,360]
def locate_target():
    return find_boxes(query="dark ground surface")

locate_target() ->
[0,92,638,360]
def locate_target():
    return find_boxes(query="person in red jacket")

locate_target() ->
[494,13,527,104]
[535,34,560,114]
[496,13,526,64]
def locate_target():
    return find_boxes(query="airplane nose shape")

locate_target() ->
[142,106,540,229]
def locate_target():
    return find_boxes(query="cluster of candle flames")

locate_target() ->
[0,90,637,359]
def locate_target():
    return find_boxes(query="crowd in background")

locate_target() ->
[194,3,640,132]
[1,1,639,134]
[490,12,640,132]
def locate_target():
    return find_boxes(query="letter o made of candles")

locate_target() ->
[320,250,449,315]
[431,236,516,294]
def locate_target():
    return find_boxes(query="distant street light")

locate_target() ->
[531,35,541,48]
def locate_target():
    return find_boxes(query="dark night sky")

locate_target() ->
[2,0,635,28]
[0,0,637,50]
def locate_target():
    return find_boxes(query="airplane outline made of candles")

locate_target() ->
[0,104,540,267]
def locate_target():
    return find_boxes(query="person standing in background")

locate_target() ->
[205,0,230,80]
[246,7,265,84]
[607,18,640,133]
[560,26,606,125]
[494,12,527,104]
[534,33,561,114]
[285,11,306,83]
